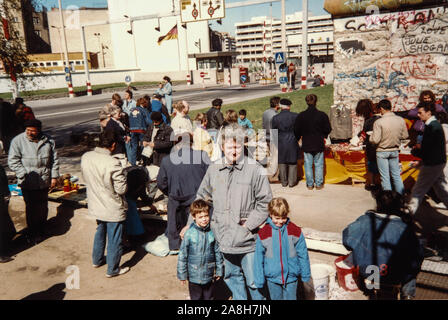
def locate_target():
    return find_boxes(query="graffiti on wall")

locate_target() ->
[336,54,442,110]
[334,6,448,111]
[341,6,448,31]
[402,18,448,55]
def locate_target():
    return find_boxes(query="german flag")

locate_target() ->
[157,25,178,45]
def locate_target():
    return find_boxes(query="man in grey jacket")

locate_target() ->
[193,123,273,300]
[8,119,59,244]
[81,130,129,278]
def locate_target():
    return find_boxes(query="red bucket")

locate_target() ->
[334,254,359,292]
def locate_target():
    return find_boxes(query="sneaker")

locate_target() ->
[106,267,130,278]
[92,261,105,268]
[316,185,324,190]
[307,186,314,190]
[168,250,180,255]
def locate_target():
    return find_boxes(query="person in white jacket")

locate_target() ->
[81,129,129,278]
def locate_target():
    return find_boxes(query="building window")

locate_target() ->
[75,61,81,65]
[52,62,58,66]
[46,62,51,66]
[326,37,330,42]
[33,17,40,25]
[311,39,314,43]
[35,30,41,37]
[12,17,19,23]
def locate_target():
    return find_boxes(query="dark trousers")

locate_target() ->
[21,188,49,236]
[188,281,214,300]
[165,197,193,250]
[278,163,298,187]
[0,200,16,255]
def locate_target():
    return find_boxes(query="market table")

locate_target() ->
[320,147,420,186]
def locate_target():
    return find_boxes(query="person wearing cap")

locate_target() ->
[151,93,170,124]
[81,129,130,278]
[271,99,300,188]
[8,119,59,243]
[142,111,174,166]
[294,94,331,190]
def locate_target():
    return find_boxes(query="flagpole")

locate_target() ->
[176,20,181,71]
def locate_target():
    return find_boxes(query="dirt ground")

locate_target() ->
[1,187,367,300]
[1,144,446,300]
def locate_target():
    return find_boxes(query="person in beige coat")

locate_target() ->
[81,130,129,278]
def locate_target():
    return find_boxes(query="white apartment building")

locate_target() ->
[235,11,334,66]
[220,32,236,52]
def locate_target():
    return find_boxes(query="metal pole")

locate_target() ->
[58,0,74,98]
[176,21,181,71]
[281,0,286,52]
[184,23,190,72]
[80,26,92,96]
[301,0,308,90]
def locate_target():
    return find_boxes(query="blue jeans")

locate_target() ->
[303,152,324,187]
[223,252,266,300]
[267,280,298,300]
[126,132,145,166]
[376,151,404,194]
[92,220,124,276]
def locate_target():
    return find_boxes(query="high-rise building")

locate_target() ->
[220,32,236,52]
[235,11,334,66]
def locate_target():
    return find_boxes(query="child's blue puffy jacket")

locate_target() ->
[254,217,311,288]
[177,222,223,285]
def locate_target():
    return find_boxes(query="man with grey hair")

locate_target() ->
[272,98,299,188]
[183,123,272,300]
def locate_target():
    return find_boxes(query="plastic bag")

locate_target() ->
[143,233,170,257]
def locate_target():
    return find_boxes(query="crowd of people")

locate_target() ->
[0,82,447,300]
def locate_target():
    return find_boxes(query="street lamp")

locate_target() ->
[51,25,64,69]
[124,14,138,67]
[93,32,106,68]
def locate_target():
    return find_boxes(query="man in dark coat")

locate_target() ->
[157,133,210,252]
[272,99,299,187]
[206,98,224,132]
[142,112,174,166]
[294,94,331,190]
[0,162,16,263]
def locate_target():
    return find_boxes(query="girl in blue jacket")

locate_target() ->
[254,197,311,300]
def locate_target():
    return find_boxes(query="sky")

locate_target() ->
[36,0,327,36]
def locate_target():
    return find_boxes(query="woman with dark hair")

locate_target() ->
[342,190,424,300]
[356,99,381,190]
[408,90,446,145]
[156,76,173,115]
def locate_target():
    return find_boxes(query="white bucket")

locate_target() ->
[311,264,336,300]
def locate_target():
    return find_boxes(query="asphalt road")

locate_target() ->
[27,83,280,145]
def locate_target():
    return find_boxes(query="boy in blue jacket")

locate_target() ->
[177,199,223,300]
[254,197,311,300]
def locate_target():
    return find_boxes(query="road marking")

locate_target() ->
[37,106,102,118]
